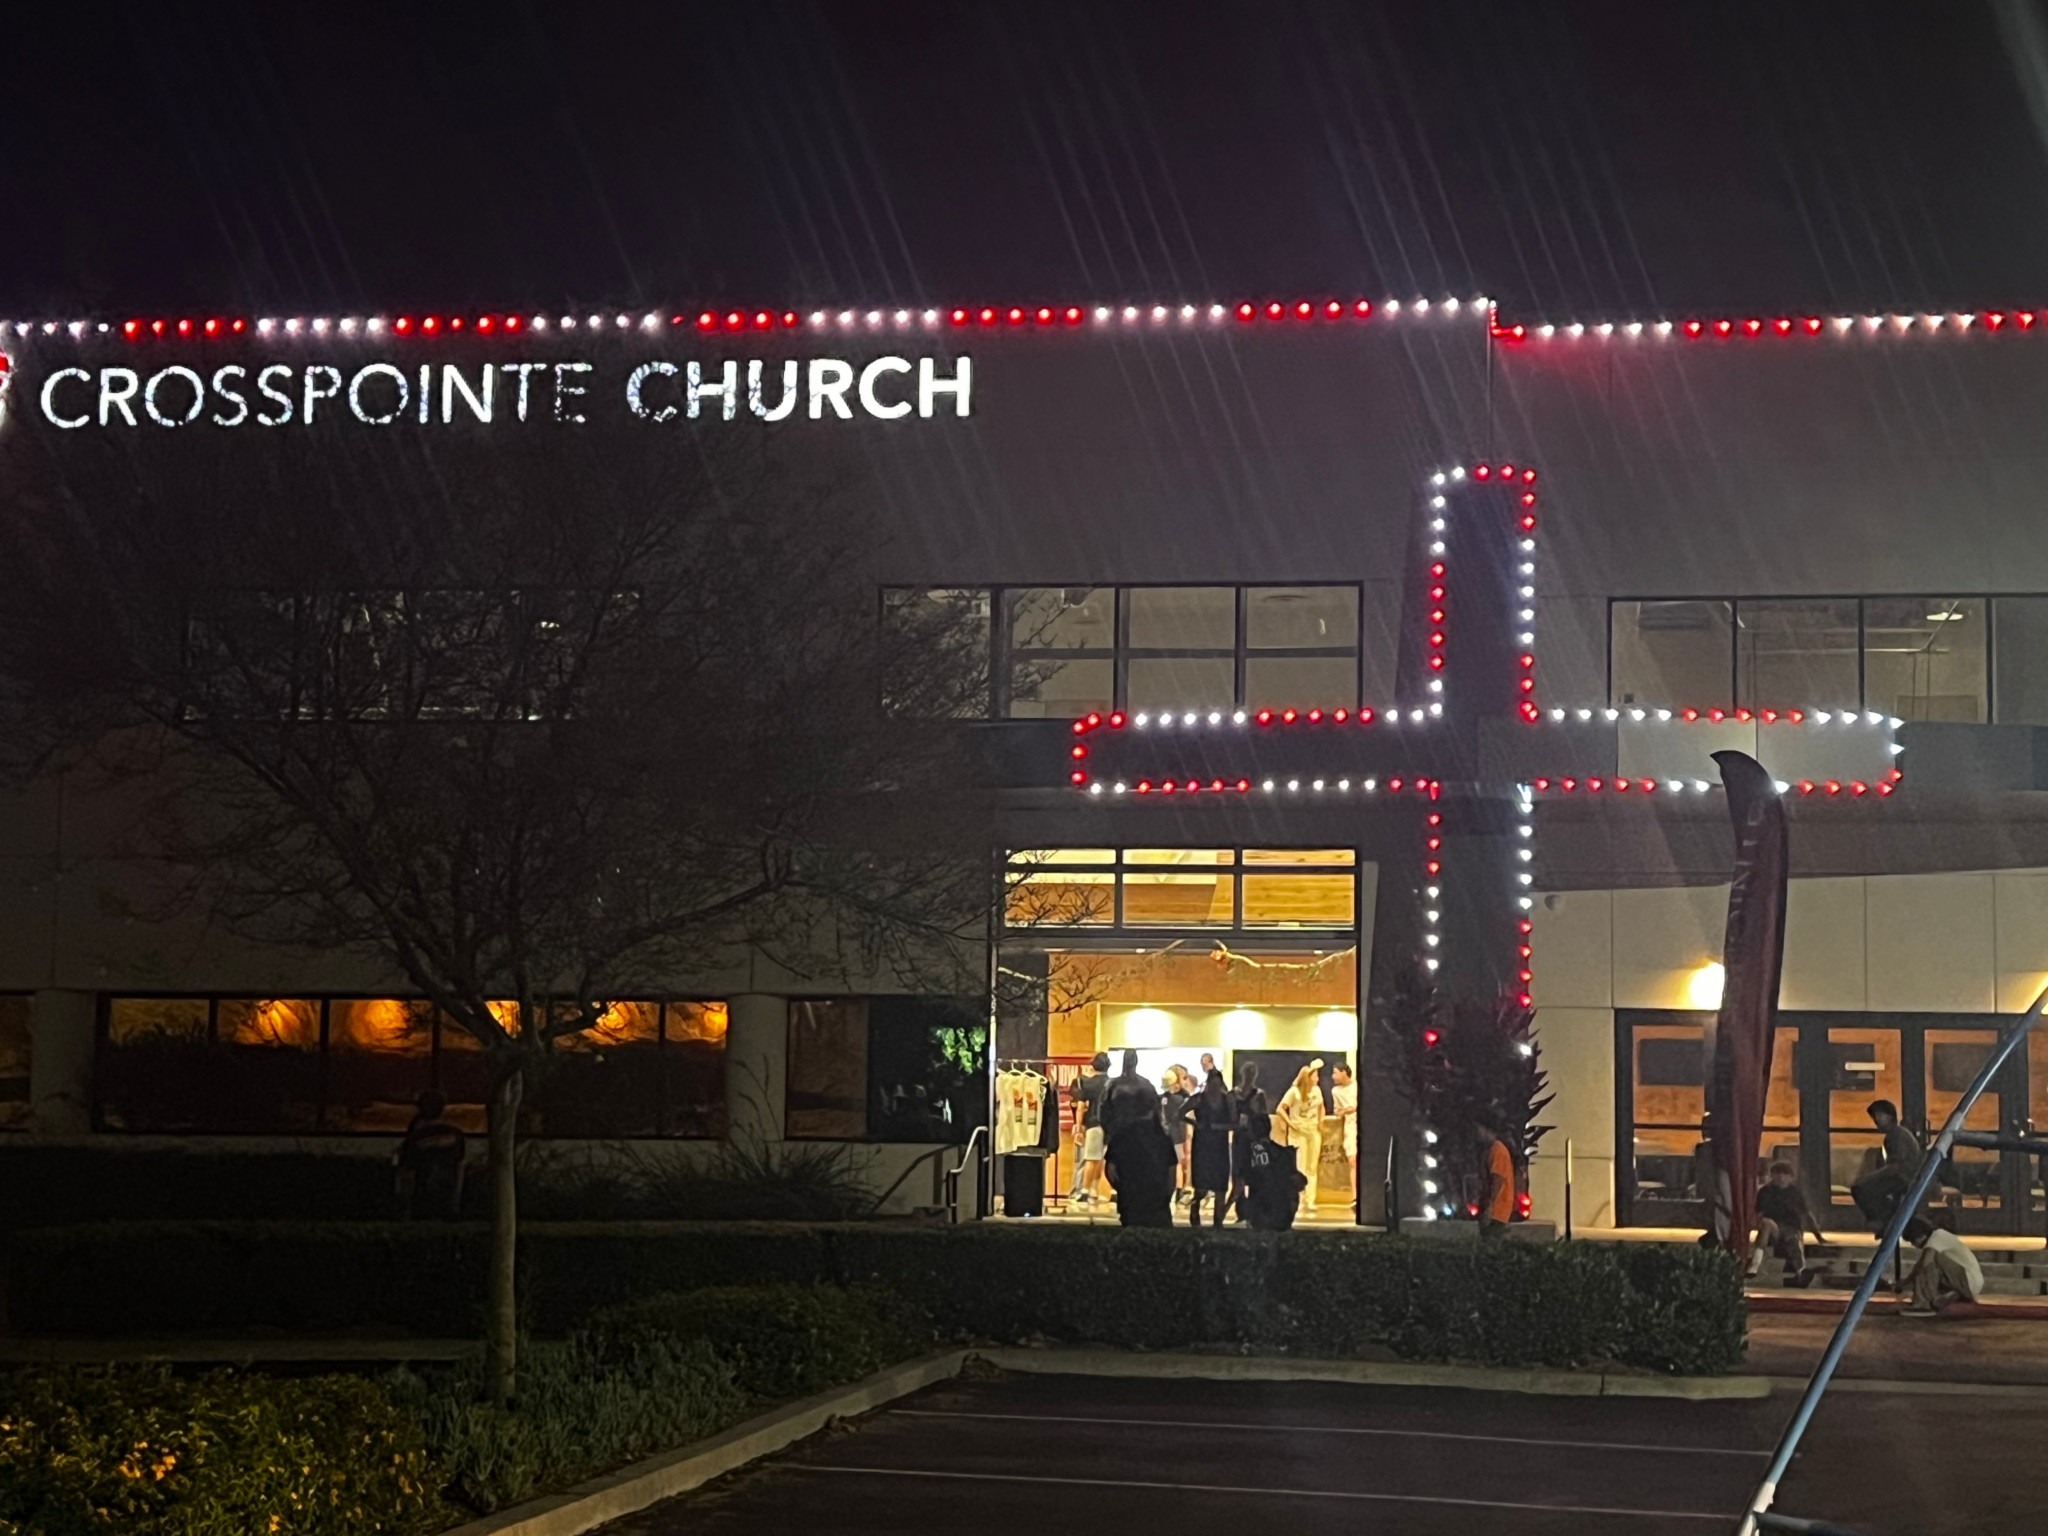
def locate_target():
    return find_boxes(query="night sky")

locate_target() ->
[10,1,2048,320]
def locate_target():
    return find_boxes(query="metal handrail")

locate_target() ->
[944,1124,989,1223]
[1735,981,2048,1535]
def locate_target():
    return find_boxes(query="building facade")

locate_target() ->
[5,297,2048,1231]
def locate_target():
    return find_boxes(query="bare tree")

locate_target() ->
[0,430,998,1400]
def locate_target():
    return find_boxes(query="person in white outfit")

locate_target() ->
[1276,1060,1325,1216]
[1330,1062,1359,1206]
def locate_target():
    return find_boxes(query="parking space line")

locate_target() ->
[792,1463,1727,1520]
[891,1407,1769,1457]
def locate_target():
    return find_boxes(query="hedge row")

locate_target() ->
[6,1221,1745,1374]
[1,1285,927,1533]
[0,1362,441,1536]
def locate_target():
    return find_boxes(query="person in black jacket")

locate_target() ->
[1225,1063,1269,1223]
[1102,1050,1174,1226]
[1185,1069,1234,1227]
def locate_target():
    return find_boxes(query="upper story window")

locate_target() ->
[1004,848,1359,932]
[884,584,1363,719]
[1611,596,1998,720]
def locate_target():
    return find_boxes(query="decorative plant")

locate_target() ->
[1379,966,1552,1218]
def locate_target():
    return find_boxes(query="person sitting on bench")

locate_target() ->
[1754,1162,1826,1285]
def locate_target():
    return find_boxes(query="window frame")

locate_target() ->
[883,582,1366,717]
[1003,847,1362,940]
[91,991,729,1139]
[1608,594,2006,720]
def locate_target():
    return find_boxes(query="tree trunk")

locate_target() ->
[484,1062,523,1404]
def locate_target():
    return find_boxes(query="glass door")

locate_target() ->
[1923,1026,2008,1231]
[1812,1022,1906,1231]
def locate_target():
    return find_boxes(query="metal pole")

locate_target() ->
[1565,1136,1574,1240]
[1384,1134,1398,1232]
[1736,982,2048,1535]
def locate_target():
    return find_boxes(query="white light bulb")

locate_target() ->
[1232,710,1246,724]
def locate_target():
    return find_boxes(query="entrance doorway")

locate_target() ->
[999,846,1369,1223]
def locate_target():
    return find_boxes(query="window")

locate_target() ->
[1737,599,1860,709]
[0,996,29,1131]
[1994,598,2048,724]
[1006,587,1115,718]
[785,996,988,1143]
[1613,593,2017,715]
[1611,601,1733,709]
[1862,598,1985,722]
[1246,587,1362,709]
[1005,849,1360,934]
[95,994,726,1137]
[917,584,1363,717]
[881,588,992,718]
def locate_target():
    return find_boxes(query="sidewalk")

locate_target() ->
[1747,1309,2048,1388]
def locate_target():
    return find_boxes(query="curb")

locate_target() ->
[440,1349,969,1536]
[1766,1376,2048,1400]
[973,1346,1770,1400]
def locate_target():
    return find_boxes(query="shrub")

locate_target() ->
[387,1336,746,1516]
[0,1363,442,1536]
[577,1284,933,1400]
[7,1222,1748,1374]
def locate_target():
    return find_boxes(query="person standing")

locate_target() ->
[1330,1063,1359,1209]
[1850,1099,1924,1232]
[1227,1063,1268,1222]
[1477,1122,1515,1239]
[1186,1069,1234,1227]
[1068,1053,1111,1205]
[1162,1065,1194,1205]
[1901,1215,1983,1316]
[1276,1061,1325,1217]
[1103,1050,1173,1227]
[395,1089,466,1220]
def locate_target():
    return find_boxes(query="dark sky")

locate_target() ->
[11,1,2048,321]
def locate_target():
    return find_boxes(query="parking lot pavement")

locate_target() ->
[597,1367,2048,1536]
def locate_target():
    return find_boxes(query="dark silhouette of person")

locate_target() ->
[1226,1062,1270,1222]
[1103,1050,1174,1227]
[1185,1069,1235,1227]
[395,1089,466,1219]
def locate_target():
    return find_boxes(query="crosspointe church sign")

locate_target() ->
[23,354,973,431]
